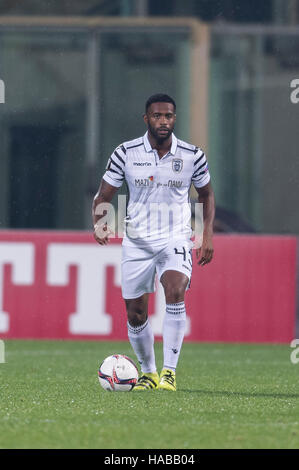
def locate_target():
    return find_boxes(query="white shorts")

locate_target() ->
[121,238,193,299]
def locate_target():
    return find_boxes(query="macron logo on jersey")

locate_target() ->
[133,162,152,166]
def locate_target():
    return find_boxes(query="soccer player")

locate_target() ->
[92,94,215,391]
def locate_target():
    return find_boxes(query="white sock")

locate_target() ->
[127,319,157,374]
[163,302,186,372]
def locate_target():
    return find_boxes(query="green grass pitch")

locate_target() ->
[0,339,298,449]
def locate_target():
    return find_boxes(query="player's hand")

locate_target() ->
[93,223,114,245]
[196,237,214,266]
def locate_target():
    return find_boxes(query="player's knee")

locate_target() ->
[127,312,147,327]
[125,295,149,327]
[126,305,147,327]
[164,284,186,304]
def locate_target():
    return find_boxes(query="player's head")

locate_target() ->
[145,94,176,114]
[144,93,176,142]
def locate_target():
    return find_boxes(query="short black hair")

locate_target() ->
[145,93,176,113]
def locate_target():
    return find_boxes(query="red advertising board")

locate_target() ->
[0,230,296,343]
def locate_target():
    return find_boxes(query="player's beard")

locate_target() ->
[148,123,173,142]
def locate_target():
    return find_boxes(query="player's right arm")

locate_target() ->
[92,144,127,245]
[92,179,119,245]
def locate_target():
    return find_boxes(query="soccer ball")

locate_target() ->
[98,354,139,392]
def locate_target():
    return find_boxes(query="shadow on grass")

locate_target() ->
[179,389,299,399]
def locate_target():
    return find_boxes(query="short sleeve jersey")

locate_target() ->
[103,132,210,246]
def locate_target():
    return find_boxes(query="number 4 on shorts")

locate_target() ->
[174,247,186,261]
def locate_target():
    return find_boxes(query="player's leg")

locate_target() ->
[121,244,159,390]
[158,270,188,390]
[126,294,159,390]
[126,293,156,373]
[156,239,193,391]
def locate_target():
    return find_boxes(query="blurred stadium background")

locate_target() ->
[0,0,298,341]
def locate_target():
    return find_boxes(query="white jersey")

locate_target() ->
[103,131,210,246]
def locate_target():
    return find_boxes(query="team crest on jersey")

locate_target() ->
[172,158,183,173]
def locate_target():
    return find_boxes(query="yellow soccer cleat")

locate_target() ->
[158,368,177,391]
[132,372,159,391]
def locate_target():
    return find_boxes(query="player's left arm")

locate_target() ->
[194,182,215,266]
